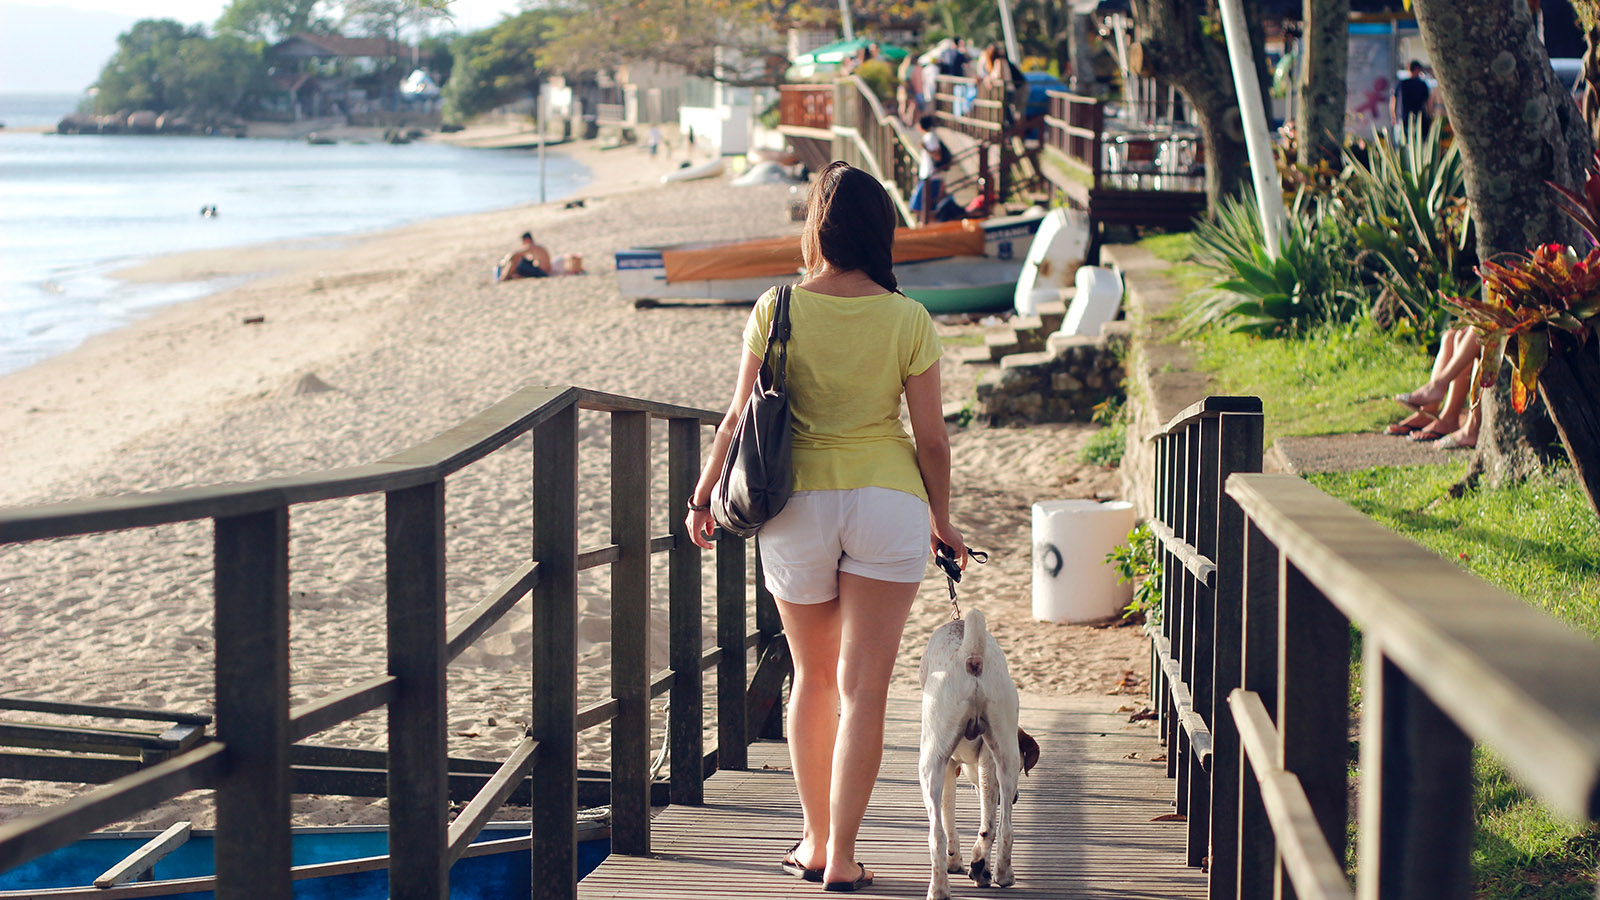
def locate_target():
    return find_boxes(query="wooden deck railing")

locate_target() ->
[1149,395,1600,899]
[829,77,920,224]
[929,74,1006,140]
[0,385,788,900]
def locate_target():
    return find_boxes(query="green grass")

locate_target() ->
[1310,464,1600,897]
[1184,319,1433,445]
[1078,417,1126,467]
[1135,231,1213,301]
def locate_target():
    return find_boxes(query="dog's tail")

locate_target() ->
[960,609,988,677]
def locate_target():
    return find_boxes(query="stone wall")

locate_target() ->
[975,327,1129,425]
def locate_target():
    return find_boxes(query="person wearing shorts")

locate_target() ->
[686,161,967,893]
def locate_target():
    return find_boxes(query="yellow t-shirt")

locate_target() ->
[743,285,943,501]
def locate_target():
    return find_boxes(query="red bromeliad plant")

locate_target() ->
[1448,243,1600,412]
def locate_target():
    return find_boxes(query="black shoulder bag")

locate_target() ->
[711,285,794,538]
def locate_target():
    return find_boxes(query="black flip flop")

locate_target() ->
[1409,428,1450,443]
[780,841,822,882]
[823,862,873,892]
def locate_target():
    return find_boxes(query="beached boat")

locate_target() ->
[0,822,608,899]
[899,258,1024,314]
[616,211,1044,310]
[660,158,725,183]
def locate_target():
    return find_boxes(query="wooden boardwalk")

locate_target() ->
[580,691,1207,899]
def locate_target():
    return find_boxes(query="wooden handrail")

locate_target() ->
[1227,473,1600,822]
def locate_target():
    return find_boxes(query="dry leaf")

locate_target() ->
[1150,813,1186,823]
[1128,708,1158,722]
[1123,751,1140,759]
[1151,753,1168,762]
[453,731,480,738]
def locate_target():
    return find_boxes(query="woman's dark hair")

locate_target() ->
[800,161,899,292]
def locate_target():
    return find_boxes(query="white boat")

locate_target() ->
[660,158,725,183]
[617,211,1045,306]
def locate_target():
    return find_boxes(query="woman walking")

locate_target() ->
[685,161,967,892]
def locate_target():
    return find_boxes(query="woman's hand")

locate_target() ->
[931,517,967,568]
[686,507,716,550]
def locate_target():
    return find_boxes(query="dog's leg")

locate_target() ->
[919,741,952,900]
[994,734,1022,887]
[942,760,962,873]
[970,748,998,887]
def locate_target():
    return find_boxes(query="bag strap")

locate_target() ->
[763,285,793,388]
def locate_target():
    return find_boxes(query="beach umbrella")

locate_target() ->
[791,37,910,68]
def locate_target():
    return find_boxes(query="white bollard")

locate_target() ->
[1031,500,1136,624]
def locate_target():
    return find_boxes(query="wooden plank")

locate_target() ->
[573,388,722,424]
[1354,643,1471,900]
[0,744,224,875]
[753,542,785,740]
[1150,396,1264,444]
[1231,691,1351,900]
[717,533,750,772]
[0,750,140,784]
[288,675,396,743]
[668,417,705,806]
[445,560,539,662]
[1278,562,1350,894]
[446,736,540,864]
[1149,521,1218,589]
[1208,409,1262,900]
[578,693,1206,899]
[0,698,210,726]
[576,698,620,732]
[650,535,676,554]
[385,481,449,900]
[94,821,192,887]
[1237,519,1278,900]
[745,636,792,746]
[212,508,291,900]
[380,384,576,477]
[0,722,190,754]
[610,409,652,857]
[578,544,622,569]
[1227,473,1600,822]
[532,400,581,900]
[1186,415,1219,869]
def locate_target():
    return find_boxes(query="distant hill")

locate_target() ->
[0,2,143,95]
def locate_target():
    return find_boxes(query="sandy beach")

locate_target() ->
[0,138,1142,831]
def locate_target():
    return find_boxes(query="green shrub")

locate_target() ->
[852,59,898,106]
[1106,524,1161,623]
[1078,396,1126,466]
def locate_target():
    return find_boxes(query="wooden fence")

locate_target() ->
[0,385,790,900]
[1149,395,1600,899]
[829,77,921,223]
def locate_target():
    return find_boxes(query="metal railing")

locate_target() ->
[1044,89,1205,194]
[0,385,788,900]
[1149,395,1600,899]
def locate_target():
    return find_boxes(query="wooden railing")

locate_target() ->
[1043,90,1103,190]
[0,385,788,900]
[830,77,921,224]
[1150,396,1600,899]
[930,74,1006,140]
[778,84,834,133]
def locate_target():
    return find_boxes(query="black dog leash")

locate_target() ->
[934,542,988,619]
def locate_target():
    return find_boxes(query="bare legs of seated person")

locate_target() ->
[1386,327,1481,449]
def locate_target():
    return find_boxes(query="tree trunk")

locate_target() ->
[1412,0,1593,487]
[1537,336,1600,514]
[1296,0,1348,169]
[1128,0,1268,210]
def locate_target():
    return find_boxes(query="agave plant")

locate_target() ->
[1184,188,1365,335]
[1333,116,1476,334]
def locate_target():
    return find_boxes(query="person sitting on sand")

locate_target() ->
[500,232,552,280]
[1386,326,1481,450]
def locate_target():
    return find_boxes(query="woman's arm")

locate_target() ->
[685,348,765,550]
[905,360,966,563]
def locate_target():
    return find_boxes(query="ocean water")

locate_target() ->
[0,93,588,376]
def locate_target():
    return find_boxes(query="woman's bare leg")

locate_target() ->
[823,572,920,884]
[775,597,842,872]
[1400,328,1480,408]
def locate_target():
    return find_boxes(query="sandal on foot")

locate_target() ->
[1436,433,1477,451]
[1393,392,1440,421]
[1384,421,1422,436]
[1409,427,1450,443]
[781,841,823,882]
[823,862,873,892]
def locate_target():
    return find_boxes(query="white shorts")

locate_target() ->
[758,487,931,604]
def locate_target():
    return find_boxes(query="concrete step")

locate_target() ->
[1037,297,1070,335]
[985,331,1020,361]
[951,345,996,367]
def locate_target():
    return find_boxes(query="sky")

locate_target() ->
[0,0,528,94]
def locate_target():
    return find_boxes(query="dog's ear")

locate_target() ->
[1017,729,1040,776]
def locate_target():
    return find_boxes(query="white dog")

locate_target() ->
[917,609,1039,900]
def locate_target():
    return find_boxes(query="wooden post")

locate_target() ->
[1174,425,1192,811]
[1210,413,1263,900]
[668,417,704,805]
[1355,643,1472,900]
[754,545,785,740]
[531,402,579,900]
[1277,562,1350,898]
[212,508,292,900]
[1186,415,1219,869]
[610,411,651,855]
[1153,435,1170,743]
[1236,519,1278,900]
[386,481,449,900]
[717,531,750,771]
